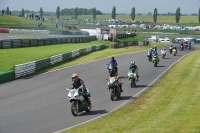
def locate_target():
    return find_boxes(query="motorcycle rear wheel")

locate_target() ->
[85,98,92,112]
[117,86,121,98]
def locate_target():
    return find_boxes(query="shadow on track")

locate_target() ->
[156,66,167,67]
[79,110,107,116]
[119,96,133,100]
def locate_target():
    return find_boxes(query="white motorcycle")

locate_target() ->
[66,86,92,116]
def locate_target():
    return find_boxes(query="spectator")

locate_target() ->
[2,10,4,16]
[9,11,11,16]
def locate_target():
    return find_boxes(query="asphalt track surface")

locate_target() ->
[0,44,195,133]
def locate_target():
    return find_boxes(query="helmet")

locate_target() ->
[131,61,135,66]
[163,48,165,50]
[154,45,156,47]
[149,48,152,50]
[71,73,79,82]
[110,69,116,77]
[111,57,114,60]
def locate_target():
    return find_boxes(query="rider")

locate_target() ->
[71,73,89,103]
[173,46,177,54]
[188,41,191,49]
[107,69,123,92]
[169,44,173,53]
[161,47,166,55]
[109,57,118,73]
[147,48,152,57]
[129,61,139,81]
[180,41,184,48]
[153,45,157,54]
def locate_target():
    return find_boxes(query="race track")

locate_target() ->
[0,44,195,133]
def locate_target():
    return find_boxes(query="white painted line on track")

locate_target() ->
[54,49,196,133]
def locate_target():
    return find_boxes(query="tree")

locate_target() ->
[147,12,152,15]
[56,6,60,19]
[153,8,158,23]
[92,8,96,20]
[74,7,78,19]
[112,6,116,19]
[21,8,25,17]
[175,7,181,23]
[198,8,200,23]
[6,7,9,15]
[40,7,43,19]
[131,7,135,20]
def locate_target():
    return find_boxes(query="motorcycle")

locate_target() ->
[188,45,191,50]
[172,49,177,56]
[169,47,172,54]
[127,69,137,88]
[152,55,159,67]
[161,53,166,59]
[107,77,121,101]
[107,63,117,74]
[180,45,184,51]
[147,55,152,62]
[161,51,166,59]
[66,86,92,116]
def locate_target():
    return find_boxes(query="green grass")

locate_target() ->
[0,40,112,72]
[0,16,60,30]
[118,36,145,42]
[61,46,200,133]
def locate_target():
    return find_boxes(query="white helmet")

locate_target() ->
[131,61,135,66]
[154,45,156,47]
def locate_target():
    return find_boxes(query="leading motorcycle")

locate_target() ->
[66,86,92,116]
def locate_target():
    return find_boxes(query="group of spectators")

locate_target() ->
[2,9,11,16]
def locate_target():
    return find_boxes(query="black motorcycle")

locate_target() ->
[107,63,117,74]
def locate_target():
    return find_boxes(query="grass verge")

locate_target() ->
[0,40,112,72]
[61,46,200,133]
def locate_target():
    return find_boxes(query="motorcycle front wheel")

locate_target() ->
[130,78,134,88]
[154,62,157,67]
[110,89,115,101]
[71,101,79,116]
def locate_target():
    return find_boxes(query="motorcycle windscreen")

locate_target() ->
[108,64,113,69]
[109,77,117,87]
[68,89,76,97]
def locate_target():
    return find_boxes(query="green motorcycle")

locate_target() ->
[152,55,159,67]
[127,69,137,88]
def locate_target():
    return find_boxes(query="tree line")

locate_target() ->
[4,6,200,24]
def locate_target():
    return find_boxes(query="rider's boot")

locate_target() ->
[120,84,123,92]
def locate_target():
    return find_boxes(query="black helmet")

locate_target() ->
[110,69,116,77]
[111,57,114,60]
